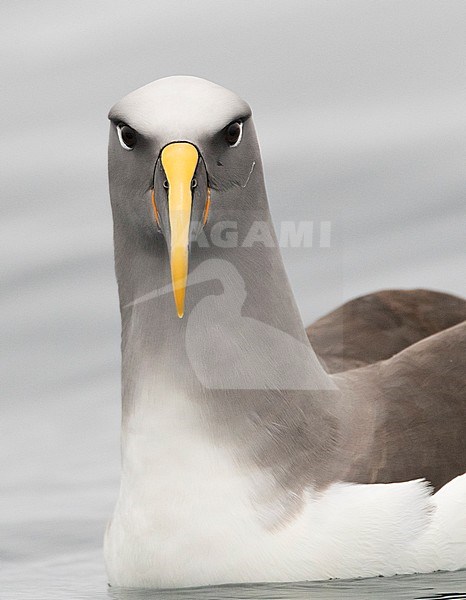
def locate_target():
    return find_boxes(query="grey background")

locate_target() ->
[1,1,465,597]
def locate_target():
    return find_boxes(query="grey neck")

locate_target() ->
[111,163,346,492]
[112,163,332,401]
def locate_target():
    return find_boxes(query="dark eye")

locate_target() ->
[117,123,137,150]
[225,121,243,146]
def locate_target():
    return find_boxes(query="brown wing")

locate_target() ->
[307,289,466,373]
[340,320,466,490]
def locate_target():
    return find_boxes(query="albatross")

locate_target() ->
[104,76,466,589]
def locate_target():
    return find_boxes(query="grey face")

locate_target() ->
[107,76,258,316]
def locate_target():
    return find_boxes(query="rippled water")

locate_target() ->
[2,549,466,600]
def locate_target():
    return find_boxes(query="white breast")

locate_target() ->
[104,389,466,588]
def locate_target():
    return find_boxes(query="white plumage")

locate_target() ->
[105,390,466,588]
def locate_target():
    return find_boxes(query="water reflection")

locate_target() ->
[107,571,466,600]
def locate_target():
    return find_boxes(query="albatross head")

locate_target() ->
[108,76,260,318]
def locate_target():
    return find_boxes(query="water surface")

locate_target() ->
[2,2,466,599]
[2,548,466,600]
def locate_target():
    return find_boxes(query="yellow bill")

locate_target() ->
[161,142,199,318]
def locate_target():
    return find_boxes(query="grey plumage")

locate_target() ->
[105,76,466,587]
